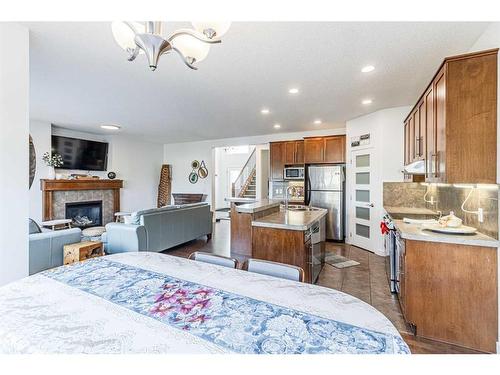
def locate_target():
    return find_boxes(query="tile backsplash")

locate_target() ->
[383,182,499,239]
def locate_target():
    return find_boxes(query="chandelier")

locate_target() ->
[111,21,230,71]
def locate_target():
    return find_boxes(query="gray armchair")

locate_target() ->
[29,227,82,275]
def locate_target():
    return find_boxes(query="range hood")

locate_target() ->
[403,160,425,175]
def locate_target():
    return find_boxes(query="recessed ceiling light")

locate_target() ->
[361,65,375,73]
[288,88,299,94]
[100,124,121,130]
[273,123,281,129]
[314,119,322,125]
[362,99,373,105]
[261,108,270,115]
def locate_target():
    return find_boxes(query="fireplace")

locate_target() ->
[65,201,103,228]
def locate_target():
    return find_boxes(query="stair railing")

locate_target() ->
[232,147,256,198]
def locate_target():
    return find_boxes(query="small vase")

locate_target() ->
[48,166,55,180]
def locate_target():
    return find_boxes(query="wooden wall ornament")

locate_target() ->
[157,164,172,208]
[198,160,208,179]
[29,135,36,189]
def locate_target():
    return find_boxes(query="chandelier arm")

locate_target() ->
[170,46,198,70]
[167,28,222,44]
[127,46,141,61]
[123,21,140,35]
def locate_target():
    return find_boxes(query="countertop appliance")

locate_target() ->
[305,218,325,283]
[305,165,345,241]
[284,166,304,180]
[382,214,397,293]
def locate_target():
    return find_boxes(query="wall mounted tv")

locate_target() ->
[51,135,109,171]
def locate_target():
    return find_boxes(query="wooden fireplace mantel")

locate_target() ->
[40,179,123,221]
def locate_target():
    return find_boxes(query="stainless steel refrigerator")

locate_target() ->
[305,165,345,241]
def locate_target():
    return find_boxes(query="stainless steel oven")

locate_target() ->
[284,167,304,180]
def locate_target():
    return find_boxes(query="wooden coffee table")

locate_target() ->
[63,241,104,265]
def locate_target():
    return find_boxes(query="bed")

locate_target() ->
[0,252,410,354]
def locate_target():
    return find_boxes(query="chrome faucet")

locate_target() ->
[285,186,296,211]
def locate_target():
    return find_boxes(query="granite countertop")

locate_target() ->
[393,219,499,248]
[234,199,282,214]
[384,206,438,216]
[225,197,258,203]
[252,208,328,231]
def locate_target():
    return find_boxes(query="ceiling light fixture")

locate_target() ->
[288,88,299,94]
[273,124,281,129]
[362,99,373,105]
[101,124,121,130]
[314,119,322,125]
[261,108,270,115]
[361,65,375,73]
[111,21,230,71]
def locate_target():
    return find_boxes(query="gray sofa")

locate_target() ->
[104,203,212,254]
[29,226,82,275]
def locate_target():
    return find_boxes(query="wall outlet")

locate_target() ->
[478,207,484,223]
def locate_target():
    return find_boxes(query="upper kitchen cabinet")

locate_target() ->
[404,48,498,184]
[284,140,304,165]
[304,135,346,164]
[270,141,286,180]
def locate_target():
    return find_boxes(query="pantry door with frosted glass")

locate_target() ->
[349,149,377,251]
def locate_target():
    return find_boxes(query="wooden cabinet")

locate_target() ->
[303,137,324,163]
[284,140,304,165]
[403,239,498,353]
[324,136,346,163]
[304,135,346,164]
[269,142,286,180]
[403,49,497,183]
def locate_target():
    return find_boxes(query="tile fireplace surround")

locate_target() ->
[40,179,123,224]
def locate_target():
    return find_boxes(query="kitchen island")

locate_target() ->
[228,198,327,283]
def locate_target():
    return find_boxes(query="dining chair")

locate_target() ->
[242,258,305,282]
[188,251,240,269]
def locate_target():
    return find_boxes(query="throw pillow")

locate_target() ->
[28,218,42,234]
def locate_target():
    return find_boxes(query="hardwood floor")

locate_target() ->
[165,220,482,354]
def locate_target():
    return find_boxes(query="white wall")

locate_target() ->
[345,106,411,256]
[255,145,270,200]
[467,22,500,352]
[29,122,164,221]
[164,128,346,207]
[0,23,29,285]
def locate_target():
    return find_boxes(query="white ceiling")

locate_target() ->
[27,22,490,144]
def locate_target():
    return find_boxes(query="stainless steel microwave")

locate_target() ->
[284,167,305,180]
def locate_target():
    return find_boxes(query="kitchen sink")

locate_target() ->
[286,205,319,212]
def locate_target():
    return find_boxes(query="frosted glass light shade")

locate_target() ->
[111,21,145,51]
[192,22,231,38]
[171,34,210,63]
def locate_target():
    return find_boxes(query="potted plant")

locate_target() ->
[42,152,63,179]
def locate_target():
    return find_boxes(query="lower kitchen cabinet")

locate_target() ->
[401,239,498,353]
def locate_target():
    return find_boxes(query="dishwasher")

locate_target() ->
[305,218,325,283]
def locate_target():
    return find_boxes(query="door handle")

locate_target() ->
[366,203,374,208]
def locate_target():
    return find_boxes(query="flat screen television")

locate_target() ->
[51,135,109,171]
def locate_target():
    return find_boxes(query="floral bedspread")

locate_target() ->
[33,257,410,354]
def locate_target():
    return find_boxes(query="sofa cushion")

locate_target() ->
[28,218,42,234]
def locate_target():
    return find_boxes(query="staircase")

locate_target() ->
[239,169,256,198]
[232,148,257,199]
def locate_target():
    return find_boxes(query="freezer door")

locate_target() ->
[308,165,344,191]
[310,191,343,240]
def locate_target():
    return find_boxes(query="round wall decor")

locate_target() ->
[189,170,199,184]
[198,160,208,179]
